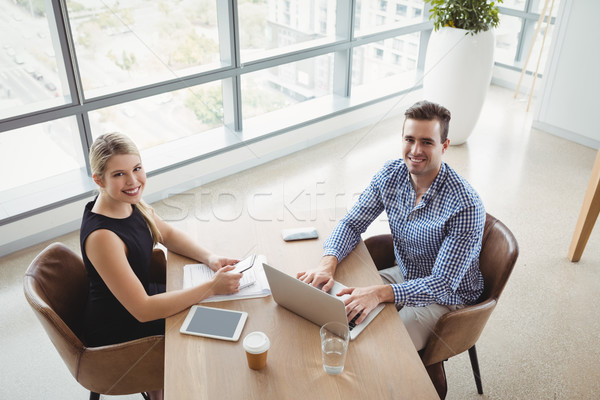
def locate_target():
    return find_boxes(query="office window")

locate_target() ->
[396,5,408,17]
[494,4,558,72]
[0,1,68,120]
[0,0,562,225]
[88,81,223,153]
[355,0,424,37]
[0,116,84,192]
[241,54,334,121]
[66,0,222,99]
[0,116,87,219]
[501,0,560,17]
[355,1,363,28]
[495,15,523,66]
[352,32,421,92]
[532,0,561,17]
[239,0,337,62]
[518,18,556,72]
[392,38,405,52]
[501,0,527,11]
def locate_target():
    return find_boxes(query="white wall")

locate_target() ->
[534,0,600,149]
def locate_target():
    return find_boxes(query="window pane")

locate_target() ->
[355,0,425,37]
[352,32,421,92]
[0,117,84,192]
[496,14,555,73]
[239,0,337,62]
[0,0,69,120]
[495,15,522,65]
[66,0,222,98]
[530,0,561,18]
[88,81,223,153]
[241,54,334,120]
[518,18,555,72]
[501,0,527,11]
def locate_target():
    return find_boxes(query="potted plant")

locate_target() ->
[422,0,503,145]
[427,0,502,35]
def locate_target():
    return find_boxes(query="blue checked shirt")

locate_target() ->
[324,159,485,307]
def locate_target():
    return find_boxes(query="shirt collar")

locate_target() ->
[416,162,448,207]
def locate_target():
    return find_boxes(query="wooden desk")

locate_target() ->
[164,211,438,400]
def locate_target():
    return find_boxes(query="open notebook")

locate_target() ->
[183,254,271,303]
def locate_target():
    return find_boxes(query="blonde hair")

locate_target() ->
[89,133,162,245]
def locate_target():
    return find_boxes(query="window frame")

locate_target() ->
[0,0,559,225]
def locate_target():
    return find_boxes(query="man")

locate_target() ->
[297,100,486,350]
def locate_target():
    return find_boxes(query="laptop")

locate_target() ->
[263,263,385,340]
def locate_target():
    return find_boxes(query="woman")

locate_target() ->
[80,133,242,400]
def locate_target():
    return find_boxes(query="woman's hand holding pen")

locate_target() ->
[210,265,243,295]
[206,254,239,272]
[204,254,243,295]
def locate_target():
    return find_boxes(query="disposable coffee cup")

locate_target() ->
[243,331,270,370]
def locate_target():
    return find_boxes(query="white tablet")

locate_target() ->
[180,305,248,341]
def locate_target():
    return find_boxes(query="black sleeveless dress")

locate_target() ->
[80,198,164,347]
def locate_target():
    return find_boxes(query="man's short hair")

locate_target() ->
[403,100,451,143]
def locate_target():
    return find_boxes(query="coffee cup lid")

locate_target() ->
[243,331,270,354]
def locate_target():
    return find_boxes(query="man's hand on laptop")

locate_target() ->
[296,255,338,292]
[338,285,394,325]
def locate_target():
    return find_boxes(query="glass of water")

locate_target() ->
[320,321,350,375]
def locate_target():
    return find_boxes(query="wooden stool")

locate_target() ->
[568,149,600,262]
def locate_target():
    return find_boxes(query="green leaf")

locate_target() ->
[424,0,501,34]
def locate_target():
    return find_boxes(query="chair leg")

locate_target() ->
[468,345,484,394]
[89,392,100,400]
[425,361,448,400]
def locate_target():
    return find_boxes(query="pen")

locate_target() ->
[239,281,256,290]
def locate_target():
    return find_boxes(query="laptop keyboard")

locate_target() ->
[327,283,363,332]
[348,312,362,331]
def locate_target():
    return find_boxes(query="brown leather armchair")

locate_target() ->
[364,213,518,399]
[23,242,165,400]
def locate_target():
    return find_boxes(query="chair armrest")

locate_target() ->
[78,335,165,395]
[149,248,166,285]
[364,234,396,270]
[421,299,497,366]
[23,275,86,379]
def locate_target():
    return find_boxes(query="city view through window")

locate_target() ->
[0,0,559,221]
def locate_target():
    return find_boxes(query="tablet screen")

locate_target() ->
[180,305,247,341]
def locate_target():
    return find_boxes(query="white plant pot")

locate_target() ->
[423,27,495,145]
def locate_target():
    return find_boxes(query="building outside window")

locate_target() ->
[0,0,561,225]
